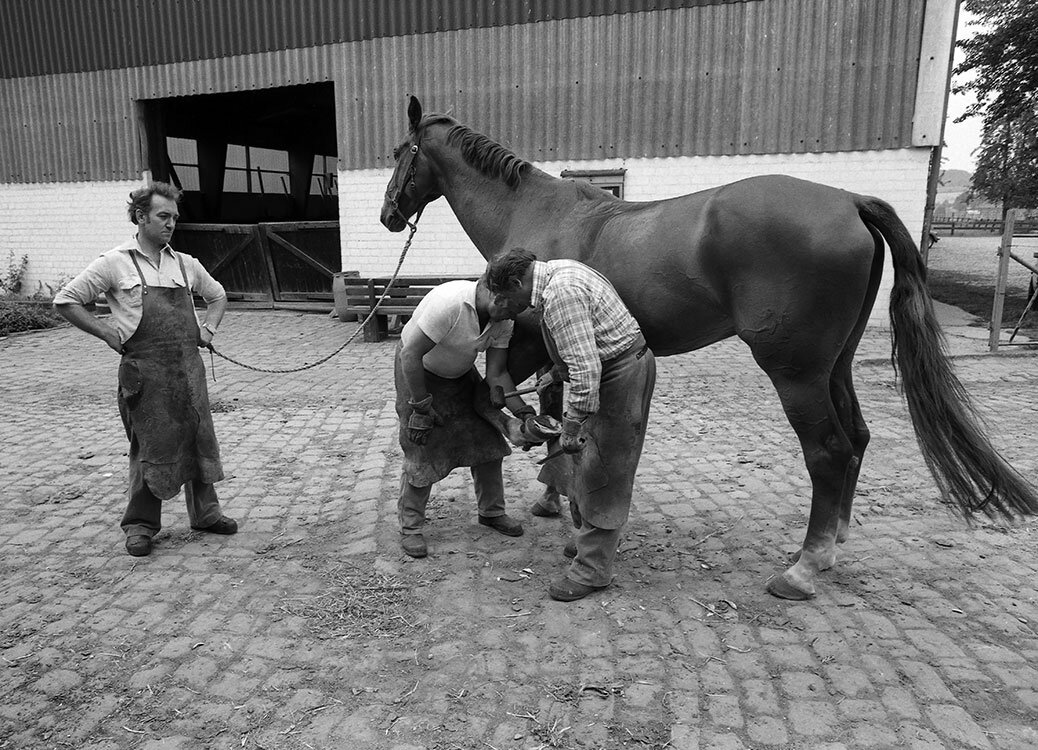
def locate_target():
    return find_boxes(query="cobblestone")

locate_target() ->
[1,308,1037,749]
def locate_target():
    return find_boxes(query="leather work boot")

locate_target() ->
[401,534,428,558]
[125,535,152,557]
[478,514,524,537]
[548,576,607,602]
[191,516,238,535]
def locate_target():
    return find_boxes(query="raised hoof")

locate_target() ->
[766,572,816,600]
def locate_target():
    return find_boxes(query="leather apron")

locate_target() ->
[394,343,511,488]
[538,324,656,529]
[117,252,224,501]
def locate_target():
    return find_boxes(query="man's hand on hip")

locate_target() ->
[104,328,125,355]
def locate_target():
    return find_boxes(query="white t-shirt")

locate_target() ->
[401,280,514,378]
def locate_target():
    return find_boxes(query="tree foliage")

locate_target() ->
[954,0,1038,213]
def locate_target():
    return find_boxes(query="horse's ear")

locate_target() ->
[407,96,423,132]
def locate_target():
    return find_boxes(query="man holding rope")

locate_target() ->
[394,276,542,558]
[54,182,237,557]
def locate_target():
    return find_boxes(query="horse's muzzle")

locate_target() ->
[380,201,408,232]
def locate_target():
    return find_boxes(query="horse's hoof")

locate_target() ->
[766,572,816,600]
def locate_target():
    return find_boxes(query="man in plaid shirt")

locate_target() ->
[486,248,656,601]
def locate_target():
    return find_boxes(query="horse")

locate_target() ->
[380,95,1038,600]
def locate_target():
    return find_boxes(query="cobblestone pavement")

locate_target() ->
[1,308,1036,750]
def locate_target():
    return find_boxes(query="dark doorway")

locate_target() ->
[139,83,340,306]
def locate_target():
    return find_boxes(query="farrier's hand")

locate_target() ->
[198,328,215,349]
[407,395,444,445]
[561,415,586,454]
[511,405,540,450]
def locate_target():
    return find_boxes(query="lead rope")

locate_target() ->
[205,217,420,378]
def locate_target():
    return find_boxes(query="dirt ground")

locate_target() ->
[2,265,1038,749]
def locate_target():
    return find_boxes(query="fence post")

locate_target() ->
[989,209,1018,352]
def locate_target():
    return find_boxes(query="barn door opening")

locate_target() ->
[138,82,339,306]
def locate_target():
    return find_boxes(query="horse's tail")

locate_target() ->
[856,195,1038,521]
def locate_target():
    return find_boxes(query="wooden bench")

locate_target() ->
[337,275,479,342]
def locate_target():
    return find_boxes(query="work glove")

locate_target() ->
[407,395,444,445]
[512,405,539,451]
[536,366,564,395]
[561,415,587,454]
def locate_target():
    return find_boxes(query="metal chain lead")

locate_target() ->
[206,219,418,376]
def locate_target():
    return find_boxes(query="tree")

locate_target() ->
[954,0,1038,217]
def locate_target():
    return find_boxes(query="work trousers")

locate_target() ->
[399,459,506,535]
[121,458,225,538]
[567,520,623,588]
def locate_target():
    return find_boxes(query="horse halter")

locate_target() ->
[385,128,426,227]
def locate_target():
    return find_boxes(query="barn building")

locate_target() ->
[0,0,958,315]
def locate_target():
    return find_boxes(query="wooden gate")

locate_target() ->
[174,221,340,306]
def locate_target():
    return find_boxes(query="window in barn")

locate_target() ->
[223,145,290,195]
[560,168,626,199]
[311,155,337,197]
[166,138,200,191]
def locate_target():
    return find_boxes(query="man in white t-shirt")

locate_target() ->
[394,277,539,558]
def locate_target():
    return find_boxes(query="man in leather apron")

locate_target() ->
[395,277,540,558]
[54,182,237,557]
[486,248,656,602]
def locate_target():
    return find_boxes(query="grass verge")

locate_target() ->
[927,270,1036,328]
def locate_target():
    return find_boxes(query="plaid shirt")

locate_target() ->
[531,260,641,417]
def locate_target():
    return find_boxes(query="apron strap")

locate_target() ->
[128,248,149,295]
[174,252,191,291]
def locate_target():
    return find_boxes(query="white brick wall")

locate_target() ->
[4,148,929,322]
[0,180,143,297]
[342,148,932,322]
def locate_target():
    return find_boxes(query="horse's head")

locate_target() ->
[380,96,445,232]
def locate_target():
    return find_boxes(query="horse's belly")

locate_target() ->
[630,290,736,356]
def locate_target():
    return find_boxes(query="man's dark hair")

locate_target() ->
[485,247,536,293]
[127,181,183,224]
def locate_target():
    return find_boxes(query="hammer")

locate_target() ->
[490,384,538,408]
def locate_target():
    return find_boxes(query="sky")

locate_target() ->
[941,8,983,173]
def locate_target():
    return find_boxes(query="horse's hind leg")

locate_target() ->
[830,360,870,544]
[787,363,869,555]
[763,372,856,600]
[830,229,879,542]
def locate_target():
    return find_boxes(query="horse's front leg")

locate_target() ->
[765,377,853,600]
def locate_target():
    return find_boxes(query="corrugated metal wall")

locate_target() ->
[0,0,925,184]
[0,0,748,79]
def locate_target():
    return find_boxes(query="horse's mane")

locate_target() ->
[417,114,529,189]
